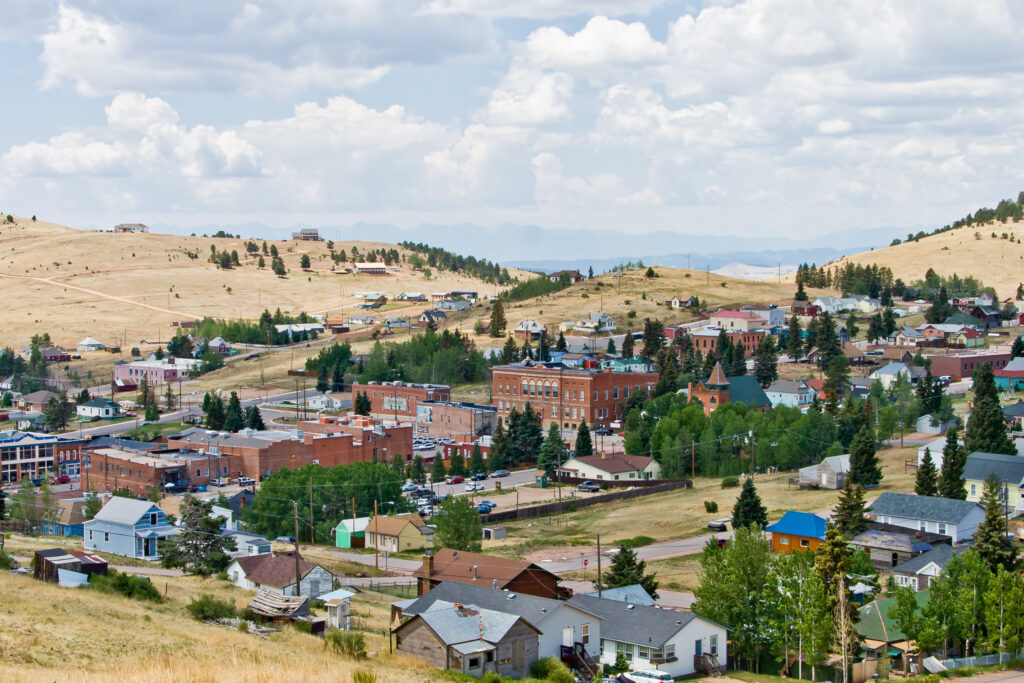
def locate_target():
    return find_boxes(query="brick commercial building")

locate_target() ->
[490,361,657,430]
[0,430,84,485]
[415,401,497,439]
[357,381,451,421]
[114,357,202,386]
[83,445,231,497]
[165,420,414,480]
[927,351,1011,381]
[688,327,767,357]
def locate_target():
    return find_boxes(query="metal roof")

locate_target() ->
[764,511,828,540]
[92,497,165,526]
[402,581,594,626]
[868,492,981,525]
[585,584,656,606]
[415,600,529,646]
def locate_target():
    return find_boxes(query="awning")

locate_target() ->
[452,640,494,655]
[887,649,902,657]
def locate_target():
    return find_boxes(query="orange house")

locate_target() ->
[764,511,828,553]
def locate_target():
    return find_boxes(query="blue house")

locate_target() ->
[83,497,178,559]
[42,499,87,537]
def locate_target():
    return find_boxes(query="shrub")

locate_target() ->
[187,594,236,621]
[618,535,655,549]
[530,657,555,679]
[237,619,250,633]
[481,673,501,683]
[627,310,637,319]
[0,551,15,570]
[325,629,366,658]
[351,671,376,683]
[292,619,313,634]
[704,500,719,513]
[89,570,163,603]
[721,476,740,488]
[546,660,575,683]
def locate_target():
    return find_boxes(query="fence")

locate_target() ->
[480,480,691,523]
[551,473,686,489]
[936,651,1021,671]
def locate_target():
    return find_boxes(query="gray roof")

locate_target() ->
[92,497,162,525]
[893,544,968,575]
[874,362,907,376]
[585,584,656,606]
[401,581,596,625]
[766,379,811,394]
[964,452,1024,485]
[417,600,527,645]
[868,492,981,525]
[567,593,705,647]
[821,454,851,473]
[1002,400,1024,418]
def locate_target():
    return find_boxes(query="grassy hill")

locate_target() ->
[0,215,529,348]
[821,218,1024,297]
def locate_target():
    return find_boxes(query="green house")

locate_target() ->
[334,517,370,549]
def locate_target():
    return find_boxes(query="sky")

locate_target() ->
[2,1,1024,241]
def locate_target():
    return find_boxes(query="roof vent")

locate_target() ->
[506,593,516,600]
[626,604,635,610]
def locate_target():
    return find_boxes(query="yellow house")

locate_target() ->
[964,452,1024,512]
[366,513,434,553]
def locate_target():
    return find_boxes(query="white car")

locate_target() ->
[623,671,673,682]
[465,482,485,492]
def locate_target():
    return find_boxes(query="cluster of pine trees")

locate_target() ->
[399,241,513,285]
[358,327,489,385]
[891,190,1024,245]
[795,262,898,297]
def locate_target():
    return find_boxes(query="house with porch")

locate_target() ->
[83,497,178,559]
[556,453,661,483]
[765,379,817,408]
[568,593,729,678]
[963,451,1024,511]
[227,551,335,598]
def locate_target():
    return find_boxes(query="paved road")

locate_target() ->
[528,529,735,574]
[423,469,536,500]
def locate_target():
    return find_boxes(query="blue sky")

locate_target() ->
[2,0,1024,240]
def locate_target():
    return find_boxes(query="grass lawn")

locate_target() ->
[123,420,191,441]
[486,445,918,558]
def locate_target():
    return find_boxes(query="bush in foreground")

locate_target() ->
[325,629,366,658]
[88,570,163,603]
[186,594,237,621]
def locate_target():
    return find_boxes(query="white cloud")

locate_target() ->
[419,0,666,19]
[525,16,668,70]
[3,132,127,176]
[486,67,574,126]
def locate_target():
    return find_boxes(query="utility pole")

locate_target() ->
[374,499,379,570]
[691,439,696,482]
[293,501,302,597]
[308,476,315,544]
[596,533,602,597]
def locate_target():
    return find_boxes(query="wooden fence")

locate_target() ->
[480,480,691,523]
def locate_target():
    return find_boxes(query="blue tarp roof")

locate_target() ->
[764,511,828,540]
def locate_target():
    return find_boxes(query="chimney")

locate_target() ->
[425,553,434,577]
[493,579,499,589]
[473,565,478,580]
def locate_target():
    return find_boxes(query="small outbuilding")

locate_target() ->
[77,337,106,352]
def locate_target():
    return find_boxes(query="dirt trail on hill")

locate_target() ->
[0,272,200,319]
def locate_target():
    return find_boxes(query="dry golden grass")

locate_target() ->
[0,537,437,682]
[487,445,918,556]
[0,214,528,348]
[809,218,1024,295]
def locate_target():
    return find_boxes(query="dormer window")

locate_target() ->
[150,513,158,526]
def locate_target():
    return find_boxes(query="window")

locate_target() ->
[89,530,93,540]
[104,532,109,542]
[581,623,590,645]
[615,642,633,661]
[970,484,977,497]
[710,635,718,657]
[638,645,650,660]
[920,521,927,532]
[780,536,789,545]
[664,644,675,660]
[612,387,618,399]
[800,539,810,548]
[938,523,946,535]
[150,513,158,526]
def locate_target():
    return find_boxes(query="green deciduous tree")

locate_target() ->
[985,566,1024,656]
[602,544,659,599]
[732,477,768,530]
[407,455,426,484]
[43,391,74,433]
[432,497,482,552]
[161,494,236,575]
[915,447,939,496]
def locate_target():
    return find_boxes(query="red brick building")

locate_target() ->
[414,401,497,439]
[927,351,1011,381]
[490,362,657,430]
[688,328,766,357]
[358,381,450,421]
[83,446,230,496]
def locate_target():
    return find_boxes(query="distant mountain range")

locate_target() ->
[149,220,907,276]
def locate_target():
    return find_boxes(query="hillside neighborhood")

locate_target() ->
[5,210,1024,683]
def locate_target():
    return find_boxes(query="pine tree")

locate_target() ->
[470,443,485,474]
[1012,336,1024,360]
[848,424,881,486]
[408,455,427,484]
[601,544,659,599]
[575,422,594,458]
[915,448,939,496]
[431,455,446,482]
[556,331,567,352]
[794,280,808,301]
[448,451,466,476]
[833,480,867,537]
[489,301,507,337]
[606,337,617,355]
[966,363,1016,455]
[815,522,853,616]
[975,472,1019,572]
[354,391,371,416]
[164,385,176,411]
[754,336,778,387]
[223,391,244,432]
[732,477,768,530]
[245,405,266,430]
[205,394,225,430]
[299,253,311,269]
[938,428,968,499]
[538,422,565,477]
[621,332,634,358]
[501,335,519,364]
[330,363,345,392]
[489,419,510,470]
[316,365,329,393]
[160,495,237,575]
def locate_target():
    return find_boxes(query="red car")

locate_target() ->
[50,475,71,485]
[445,475,464,484]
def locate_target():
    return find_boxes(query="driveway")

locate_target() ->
[526,530,735,574]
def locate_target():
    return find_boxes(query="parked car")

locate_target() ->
[50,475,71,485]
[236,477,256,487]
[445,475,465,484]
[413,487,433,499]
[707,518,731,532]
[621,671,673,682]
[577,481,601,492]
[594,427,613,436]
[491,469,511,478]
[477,500,497,509]
[476,503,494,513]
[465,482,485,492]
[471,472,488,481]
[274,536,295,544]
[402,482,420,493]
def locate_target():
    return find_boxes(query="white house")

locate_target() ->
[743,306,785,327]
[76,398,121,420]
[397,581,604,662]
[569,593,728,678]
[892,545,968,592]
[869,362,911,390]
[77,337,105,352]
[765,379,817,408]
[226,552,335,598]
[223,531,272,559]
[867,492,983,543]
[557,453,661,482]
[812,297,845,314]
[84,497,179,559]
[307,392,351,412]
